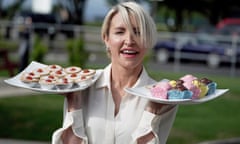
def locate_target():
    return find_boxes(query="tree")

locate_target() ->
[58,0,86,25]
[157,0,240,31]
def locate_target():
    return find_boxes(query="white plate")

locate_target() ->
[125,84,229,105]
[4,61,103,94]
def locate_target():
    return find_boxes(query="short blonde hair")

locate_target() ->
[101,1,157,49]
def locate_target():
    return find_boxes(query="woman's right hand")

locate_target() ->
[62,126,83,144]
[63,91,83,112]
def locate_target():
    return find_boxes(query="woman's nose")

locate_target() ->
[124,32,135,45]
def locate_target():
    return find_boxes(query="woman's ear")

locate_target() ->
[103,33,109,44]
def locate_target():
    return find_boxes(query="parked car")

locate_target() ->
[216,18,240,30]
[153,34,240,68]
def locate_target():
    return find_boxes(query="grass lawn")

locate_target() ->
[0,68,239,143]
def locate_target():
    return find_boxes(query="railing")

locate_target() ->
[156,31,240,77]
[0,20,239,76]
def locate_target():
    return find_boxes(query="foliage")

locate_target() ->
[0,40,18,51]
[66,37,89,67]
[31,35,48,63]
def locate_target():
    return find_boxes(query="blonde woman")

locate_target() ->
[52,2,178,144]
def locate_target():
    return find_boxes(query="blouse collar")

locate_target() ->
[95,64,155,89]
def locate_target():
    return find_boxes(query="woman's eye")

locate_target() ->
[134,30,140,36]
[115,31,124,34]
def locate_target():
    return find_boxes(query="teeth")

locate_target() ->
[123,50,136,54]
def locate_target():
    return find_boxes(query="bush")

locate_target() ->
[66,37,89,67]
[31,35,48,62]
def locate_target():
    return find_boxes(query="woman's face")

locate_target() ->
[104,12,147,69]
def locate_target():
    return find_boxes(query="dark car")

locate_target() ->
[153,34,240,68]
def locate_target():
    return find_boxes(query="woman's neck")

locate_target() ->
[111,64,143,89]
[110,64,143,116]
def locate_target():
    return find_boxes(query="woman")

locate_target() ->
[52,1,178,144]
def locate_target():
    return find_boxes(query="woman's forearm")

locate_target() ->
[62,127,83,144]
[66,91,83,112]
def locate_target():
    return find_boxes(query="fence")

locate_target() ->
[156,31,240,77]
[0,20,239,76]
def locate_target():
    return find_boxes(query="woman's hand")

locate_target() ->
[145,101,166,115]
[63,91,83,112]
[137,131,155,144]
[62,127,83,144]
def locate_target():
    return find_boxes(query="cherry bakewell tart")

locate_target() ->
[56,77,74,89]
[20,72,40,87]
[47,64,62,72]
[75,75,92,86]
[65,66,82,74]
[79,69,96,77]
[39,78,56,90]
[40,75,58,81]
[65,73,82,81]
[51,69,66,78]
[33,67,50,76]
[21,71,40,79]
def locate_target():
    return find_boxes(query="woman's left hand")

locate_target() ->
[137,131,155,144]
[145,101,166,115]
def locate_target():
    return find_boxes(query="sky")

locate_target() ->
[1,0,110,22]
[1,0,150,22]
[84,0,110,22]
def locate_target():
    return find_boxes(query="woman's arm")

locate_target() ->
[135,102,178,144]
[65,91,83,112]
[61,92,84,144]
[52,91,87,144]
[62,126,83,144]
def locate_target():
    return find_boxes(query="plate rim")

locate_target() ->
[124,87,229,105]
[4,61,103,94]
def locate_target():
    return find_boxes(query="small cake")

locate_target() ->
[65,73,82,81]
[40,75,58,81]
[75,75,92,86]
[51,69,66,78]
[56,77,73,90]
[20,72,40,87]
[180,74,197,84]
[79,69,96,77]
[39,78,56,90]
[150,81,172,99]
[21,75,39,87]
[168,83,193,99]
[21,71,40,79]
[200,78,217,95]
[65,66,82,74]
[192,79,209,98]
[183,81,201,99]
[33,67,50,76]
[47,64,62,72]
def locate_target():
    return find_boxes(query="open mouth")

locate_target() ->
[120,50,139,55]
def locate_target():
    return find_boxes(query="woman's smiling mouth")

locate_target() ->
[120,50,139,55]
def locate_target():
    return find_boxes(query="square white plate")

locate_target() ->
[4,61,103,94]
[125,84,229,105]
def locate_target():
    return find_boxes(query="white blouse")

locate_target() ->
[52,64,178,144]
